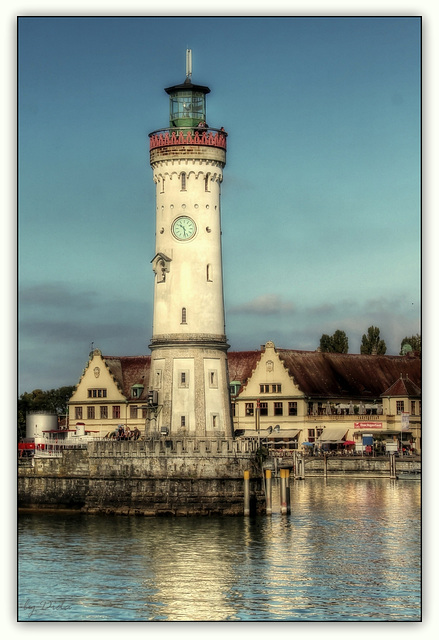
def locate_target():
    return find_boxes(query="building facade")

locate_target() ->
[68,342,421,453]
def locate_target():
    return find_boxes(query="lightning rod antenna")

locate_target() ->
[186,49,192,79]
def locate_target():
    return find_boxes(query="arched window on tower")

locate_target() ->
[205,173,210,192]
[181,172,187,191]
[181,307,187,324]
[160,177,165,194]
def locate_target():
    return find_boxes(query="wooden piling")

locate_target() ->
[265,469,272,515]
[389,452,397,479]
[280,468,288,515]
[244,469,250,516]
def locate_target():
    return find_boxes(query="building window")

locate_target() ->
[260,402,268,416]
[272,384,281,393]
[181,415,186,428]
[288,402,297,416]
[245,403,254,417]
[259,384,270,393]
[316,428,323,438]
[181,172,187,190]
[179,371,189,388]
[160,178,164,194]
[209,370,218,388]
[88,388,107,398]
[130,406,138,419]
[205,173,210,192]
[75,407,82,420]
[231,403,236,417]
[100,406,108,419]
[142,407,148,418]
[396,401,405,414]
[411,400,416,415]
[87,406,95,419]
[212,414,219,429]
[131,385,144,398]
[308,428,315,443]
[274,402,283,416]
[230,382,241,396]
[113,406,121,419]
[181,307,187,324]
[207,264,213,281]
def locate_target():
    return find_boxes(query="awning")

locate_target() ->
[317,428,348,443]
[239,429,300,438]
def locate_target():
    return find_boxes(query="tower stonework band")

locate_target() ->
[147,60,233,437]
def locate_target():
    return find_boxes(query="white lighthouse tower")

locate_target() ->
[147,51,233,437]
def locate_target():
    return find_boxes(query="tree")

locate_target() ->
[400,334,421,356]
[18,385,76,439]
[360,326,387,355]
[319,330,349,353]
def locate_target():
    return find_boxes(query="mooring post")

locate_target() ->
[389,452,397,479]
[285,467,291,514]
[244,469,250,516]
[265,469,272,515]
[280,468,288,515]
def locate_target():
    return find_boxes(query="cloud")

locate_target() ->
[19,283,97,309]
[228,294,295,316]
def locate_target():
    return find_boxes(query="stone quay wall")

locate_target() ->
[302,456,421,477]
[18,438,265,516]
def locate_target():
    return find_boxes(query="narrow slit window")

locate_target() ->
[207,264,213,281]
[181,307,187,324]
[181,172,187,190]
[205,174,210,192]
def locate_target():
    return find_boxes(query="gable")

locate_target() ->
[237,342,304,398]
[69,350,126,403]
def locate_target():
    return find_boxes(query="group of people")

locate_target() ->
[112,425,141,441]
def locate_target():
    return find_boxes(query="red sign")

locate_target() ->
[354,422,383,429]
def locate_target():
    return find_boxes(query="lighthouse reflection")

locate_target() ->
[19,478,420,621]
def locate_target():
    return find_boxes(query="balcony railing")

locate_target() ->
[149,127,227,151]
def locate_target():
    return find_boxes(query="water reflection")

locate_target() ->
[18,478,420,621]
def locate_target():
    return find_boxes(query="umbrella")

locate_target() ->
[302,442,314,446]
[343,441,356,446]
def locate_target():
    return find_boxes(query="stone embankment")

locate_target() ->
[18,438,265,516]
[18,439,421,516]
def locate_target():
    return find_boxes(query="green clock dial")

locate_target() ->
[172,216,196,240]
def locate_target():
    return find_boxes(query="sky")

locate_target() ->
[17,14,422,395]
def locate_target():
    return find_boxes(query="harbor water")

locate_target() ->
[18,477,421,622]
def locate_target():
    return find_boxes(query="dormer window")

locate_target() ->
[131,384,144,399]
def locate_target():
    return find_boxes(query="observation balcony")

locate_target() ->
[149,127,227,151]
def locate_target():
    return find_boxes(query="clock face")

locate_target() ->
[172,216,196,240]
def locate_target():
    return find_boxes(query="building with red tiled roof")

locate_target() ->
[68,342,421,452]
[228,341,421,453]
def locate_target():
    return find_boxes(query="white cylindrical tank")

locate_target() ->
[26,412,58,438]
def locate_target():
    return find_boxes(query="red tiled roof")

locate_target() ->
[227,351,262,386]
[276,350,421,399]
[102,355,151,399]
[381,376,421,397]
[101,349,421,401]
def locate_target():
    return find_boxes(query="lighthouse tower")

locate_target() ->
[147,51,232,437]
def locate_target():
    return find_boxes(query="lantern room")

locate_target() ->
[165,77,210,129]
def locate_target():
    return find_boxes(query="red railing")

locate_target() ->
[149,127,227,151]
